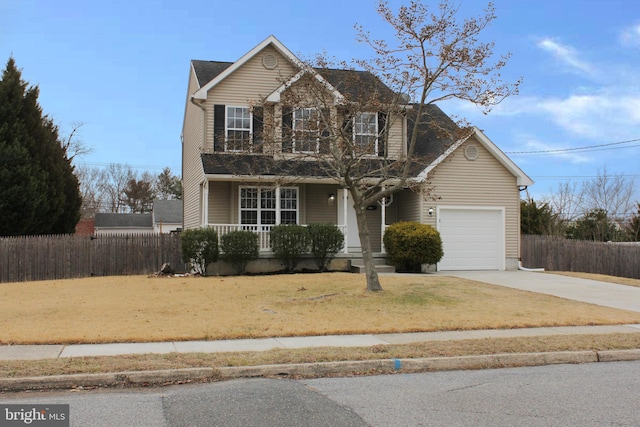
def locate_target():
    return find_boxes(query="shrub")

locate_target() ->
[383,221,443,272]
[269,224,310,272]
[181,227,219,275]
[307,223,344,271]
[221,230,259,275]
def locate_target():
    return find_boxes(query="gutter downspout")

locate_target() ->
[518,261,545,272]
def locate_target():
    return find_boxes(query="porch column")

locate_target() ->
[275,186,281,225]
[343,188,348,253]
[202,180,209,227]
[380,197,386,254]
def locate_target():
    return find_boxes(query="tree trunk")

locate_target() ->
[353,203,383,292]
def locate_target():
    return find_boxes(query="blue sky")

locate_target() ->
[2,0,639,201]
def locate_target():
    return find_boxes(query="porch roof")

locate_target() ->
[200,153,429,180]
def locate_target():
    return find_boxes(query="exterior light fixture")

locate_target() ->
[328,193,336,205]
[428,208,434,216]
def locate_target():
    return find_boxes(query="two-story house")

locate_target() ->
[181,35,533,271]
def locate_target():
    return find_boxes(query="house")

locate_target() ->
[152,199,183,233]
[94,213,153,235]
[94,200,183,235]
[181,35,533,271]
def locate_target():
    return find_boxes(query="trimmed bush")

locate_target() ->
[383,221,443,272]
[221,230,259,275]
[307,223,344,271]
[180,227,219,275]
[269,224,310,272]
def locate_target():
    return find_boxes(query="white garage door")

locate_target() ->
[437,208,504,271]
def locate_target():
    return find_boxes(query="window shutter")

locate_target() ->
[281,106,292,153]
[252,106,263,153]
[378,112,387,157]
[213,104,225,152]
[341,108,353,144]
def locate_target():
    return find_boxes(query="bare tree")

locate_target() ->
[60,122,93,162]
[581,167,634,223]
[75,165,106,217]
[259,1,519,291]
[101,163,134,213]
[545,181,584,223]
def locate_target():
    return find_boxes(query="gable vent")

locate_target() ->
[262,54,278,70]
[464,144,479,160]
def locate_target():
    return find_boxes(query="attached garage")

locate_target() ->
[437,207,505,271]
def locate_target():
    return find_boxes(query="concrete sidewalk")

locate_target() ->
[2,324,640,361]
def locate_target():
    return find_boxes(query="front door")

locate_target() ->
[337,189,361,252]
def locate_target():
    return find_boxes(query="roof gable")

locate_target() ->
[193,35,302,100]
[152,200,183,224]
[417,127,534,187]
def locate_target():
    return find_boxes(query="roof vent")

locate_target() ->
[262,54,278,70]
[464,144,479,160]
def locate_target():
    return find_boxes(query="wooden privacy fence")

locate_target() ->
[521,234,640,279]
[0,234,185,283]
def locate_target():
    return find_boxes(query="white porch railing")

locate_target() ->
[208,224,348,253]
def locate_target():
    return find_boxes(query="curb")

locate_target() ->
[1,350,639,392]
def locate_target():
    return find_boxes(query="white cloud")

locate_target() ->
[620,24,640,46]
[537,92,640,139]
[509,133,591,165]
[536,38,595,75]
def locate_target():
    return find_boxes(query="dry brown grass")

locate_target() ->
[2,273,640,345]
[1,333,639,379]
[546,272,640,288]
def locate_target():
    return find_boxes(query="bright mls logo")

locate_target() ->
[0,405,69,427]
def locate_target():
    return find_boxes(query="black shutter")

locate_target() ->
[213,104,225,152]
[281,106,292,153]
[341,108,353,144]
[252,106,263,153]
[378,112,387,157]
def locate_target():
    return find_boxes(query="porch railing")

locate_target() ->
[208,224,348,252]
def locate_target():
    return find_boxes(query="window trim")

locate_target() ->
[225,105,252,153]
[353,112,378,155]
[238,186,299,228]
[292,107,320,154]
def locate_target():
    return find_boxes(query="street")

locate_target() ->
[2,361,639,426]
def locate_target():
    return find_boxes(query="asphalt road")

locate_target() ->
[2,361,639,426]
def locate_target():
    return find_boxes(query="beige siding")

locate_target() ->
[207,181,232,224]
[425,138,521,258]
[366,207,382,252]
[386,114,405,159]
[182,66,205,229]
[204,46,297,151]
[305,184,339,224]
[395,190,422,223]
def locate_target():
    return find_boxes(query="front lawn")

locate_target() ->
[2,273,640,345]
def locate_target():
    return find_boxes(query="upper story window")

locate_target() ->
[293,108,319,153]
[213,104,263,153]
[353,112,378,154]
[226,106,252,152]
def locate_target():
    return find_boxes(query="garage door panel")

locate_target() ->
[438,208,503,271]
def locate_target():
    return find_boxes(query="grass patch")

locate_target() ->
[1,333,639,379]
[547,272,640,288]
[2,273,640,345]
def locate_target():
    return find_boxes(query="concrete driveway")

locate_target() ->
[437,270,640,313]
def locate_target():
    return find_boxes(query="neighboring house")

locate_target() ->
[181,35,533,271]
[94,200,183,235]
[94,213,153,235]
[152,199,183,233]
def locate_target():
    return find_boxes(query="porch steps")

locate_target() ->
[350,258,396,274]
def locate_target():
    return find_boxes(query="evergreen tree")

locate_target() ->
[0,57,81,236]
[156,167,182,200]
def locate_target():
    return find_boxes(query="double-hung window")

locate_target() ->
[226,106,251,152]
[292,108,319,153]
[353,112,378,154]
[239,187,298,230]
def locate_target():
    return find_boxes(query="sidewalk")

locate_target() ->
[2,324,640,361]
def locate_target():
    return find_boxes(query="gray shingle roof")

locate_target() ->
[94,213,152,228]
[192,60,233,87]
[152,200,183,224]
